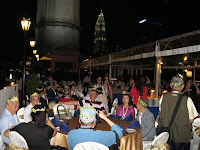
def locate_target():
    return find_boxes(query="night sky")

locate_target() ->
[1,0,199,62]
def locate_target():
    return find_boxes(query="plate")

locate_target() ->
[49,117,54,121]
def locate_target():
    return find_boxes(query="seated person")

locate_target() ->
[97,87,109,113]
[0,97,20,145]
[69,81,83,100]
[136,98,156,141]
[116,91,135,120]
[46,83,59,103]
[59,88,106,112]
[24,92,44,123]
[4,105,57,150]
[36,85,49,109]
[68,105,123,149]
[59,91,77,110]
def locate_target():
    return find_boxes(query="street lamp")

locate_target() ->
[21,17,31,105]
[21,18,31,31]
[30,40,36,47]
[35,54,40,61]
[33,50,37,55]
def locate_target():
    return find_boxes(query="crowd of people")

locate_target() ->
[0,73,200,150]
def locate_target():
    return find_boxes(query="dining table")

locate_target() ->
[50,117,143,150]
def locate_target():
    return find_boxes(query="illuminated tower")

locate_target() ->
[94,10,106,55]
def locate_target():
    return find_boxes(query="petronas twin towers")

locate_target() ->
[94,10,106,55]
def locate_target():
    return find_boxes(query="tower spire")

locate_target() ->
[94,10,106,55]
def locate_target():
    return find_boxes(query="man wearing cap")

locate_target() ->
[59,87,106,112]
[136,98,156,141]
[68,105,123,149]
[158,75,198,149]
[0,97,20,146]
[24,92,40,123]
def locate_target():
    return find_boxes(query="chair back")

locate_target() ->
[17,107,25,123]
[73,142,109,150]
[9,131,29,149]
[191,118,200,148]
[150,132,169,150]
[0,134,6,150]
[134,107,138,119]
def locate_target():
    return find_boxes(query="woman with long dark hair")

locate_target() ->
[116,91,135,120]
[4,105,57,150]
[102,77,113,111]
[130,76,148,105]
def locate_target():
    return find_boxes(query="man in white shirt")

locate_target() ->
[0,97,20,145]
[24,93,40,123]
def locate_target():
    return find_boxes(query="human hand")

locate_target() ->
[97,111,107,120]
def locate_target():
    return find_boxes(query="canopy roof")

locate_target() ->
[81,30,200,68]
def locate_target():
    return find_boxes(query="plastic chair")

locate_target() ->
[150,132,169,150]
[9,131,29,149]
[0,134,6,150]
[190,118,200,150]
[17,107,25,123]
[73,142,109,150]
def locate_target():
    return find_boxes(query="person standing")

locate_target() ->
[181,78,200,111]
[130,76,148,106]
[158,75,198,149]
[102,77,113,112]
[83,75,91,95]
[94,77,102,88]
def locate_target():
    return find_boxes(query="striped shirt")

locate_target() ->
[79,97,105,111]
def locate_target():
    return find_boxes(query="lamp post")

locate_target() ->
[21,17,31,105]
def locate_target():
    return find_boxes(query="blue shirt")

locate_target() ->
[0,109,20,144]
[68,124,123,149]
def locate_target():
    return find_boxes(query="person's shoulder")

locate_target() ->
[25,103,32,109]
[145,108,154,117]
[0,110,13,121]
[68,129,80,135]
[118,105,123,108]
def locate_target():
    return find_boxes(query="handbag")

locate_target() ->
[156,95,183,135]
[109,130,120,150]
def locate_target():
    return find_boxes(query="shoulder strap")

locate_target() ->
[168,94,183,128]
[113,130,120,147]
